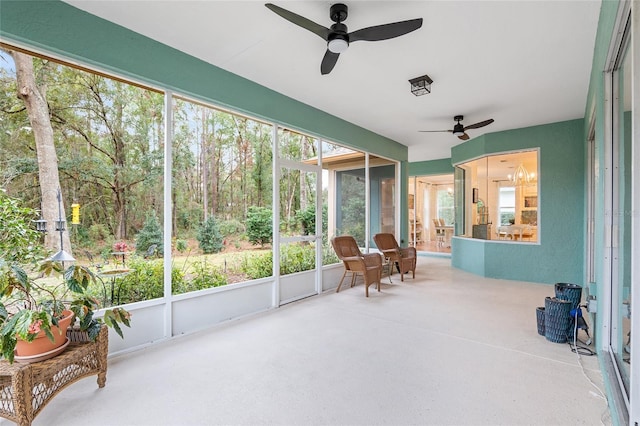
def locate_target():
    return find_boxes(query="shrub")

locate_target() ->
[295,204,315,236]
[0,190,43,264]
[197,216,224,254]
[135,211,163,255]
[88,223,110,242]
[97,257,184,305]
[241,251,273,279]
[279,243,316,275]
[184,258,227,291]
[246,206,272,247]
[175,239,188,253]
[323,242,340,265]
[219,219,245,236]
[295,204,329,241]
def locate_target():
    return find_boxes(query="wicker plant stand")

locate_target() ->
[0,325,108,426]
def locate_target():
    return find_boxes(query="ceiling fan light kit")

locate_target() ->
[328,37,349,53]
[409,74,433,96]
[265,3,423,75]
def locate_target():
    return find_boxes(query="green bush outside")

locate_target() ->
[197,216,224,254]
[135,211,164,256]
[246,206,272,247]
[240,241,340,280]
[0,191,43,264]
[219,219,245,236]
[184,258,227,292]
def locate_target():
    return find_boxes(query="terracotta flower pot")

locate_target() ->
[15,310,75,357]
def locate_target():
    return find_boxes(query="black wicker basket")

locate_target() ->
[544,297,571,343]
[555,283,582,310]
[536,306,545,336]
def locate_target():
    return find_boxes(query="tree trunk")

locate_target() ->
[12,51,72,256]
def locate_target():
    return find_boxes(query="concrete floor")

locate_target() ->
[8,257,610,426]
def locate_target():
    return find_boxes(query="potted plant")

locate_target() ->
[0,259,131,363]
[0,190,130,363]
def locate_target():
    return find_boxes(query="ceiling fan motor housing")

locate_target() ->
[330,3,348,23]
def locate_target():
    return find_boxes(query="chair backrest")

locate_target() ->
[438,218,446,226]
[373,233,399,251]
[432,218,440,228]
[144,244,158,258]
[331,236,362,260]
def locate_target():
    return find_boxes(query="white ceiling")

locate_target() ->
[64,0,601,162]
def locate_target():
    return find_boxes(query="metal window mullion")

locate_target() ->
[602,69,614,354]
[316,142,323,294]
[365,153,370,251]
[272,124,280,307]
[628,3,640,423]
[163,91,174,339]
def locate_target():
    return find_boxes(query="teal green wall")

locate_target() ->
[408,158,454,176]
[450,238,485,276]
[451,119,585,284]
[0,0,407,162]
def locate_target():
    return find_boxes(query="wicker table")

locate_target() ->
[0,326,108,426]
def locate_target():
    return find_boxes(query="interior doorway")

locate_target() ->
[409,174,454,254]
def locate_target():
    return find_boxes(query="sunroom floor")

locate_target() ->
[10,257,610,426]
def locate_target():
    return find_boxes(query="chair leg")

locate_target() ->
[336,270,348,293]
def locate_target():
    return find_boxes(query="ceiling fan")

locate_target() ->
[265,3,422,75]
[419,115,495,141]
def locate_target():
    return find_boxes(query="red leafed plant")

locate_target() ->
[113,241,128,252]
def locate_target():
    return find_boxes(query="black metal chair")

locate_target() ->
[144,244,158,259]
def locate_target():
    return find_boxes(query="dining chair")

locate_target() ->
[432,219,445,246]
[330,235,383,297]
[373,233,417,282]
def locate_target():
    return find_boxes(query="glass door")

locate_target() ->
[276,129,321,305]
[610,28,632,397]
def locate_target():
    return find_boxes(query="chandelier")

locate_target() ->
[508,163,535,186]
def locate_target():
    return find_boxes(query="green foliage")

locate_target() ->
[295,204,328,241]
[197,216,224,254]
[0,191,44,264]
[322,242,340,265]
[246,206,272,247]
[175,239,188,253]
[177,207,202,232]
[241,251,272,280]
[88,224,111,242]
[107,257,179,304]
[184,258,227,292]
[218,219,245,236]
[279,243,316,275]
[295,204,315,236]
[241,240,340,280]
[341,195,365,244]
[73,225,90,246]
[0,261,131,363]
[135,211,163,255]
